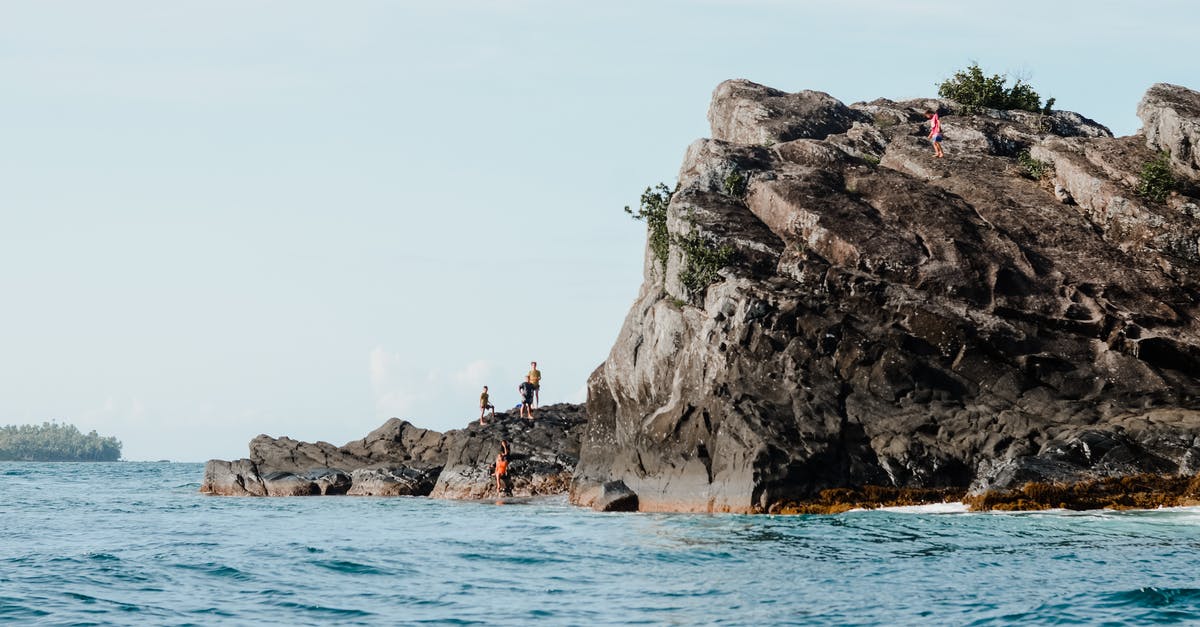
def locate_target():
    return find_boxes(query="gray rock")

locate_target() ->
[1138,83,1200,172]
[203,405,587,499]
[261,471,318,497]
[593,481,639,512]
[709,79,856,146]
[347,465,440,496]
[309,469,353,495]
[201,459,266,496]
[429,404,587,500]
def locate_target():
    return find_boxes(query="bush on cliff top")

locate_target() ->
[938,64,1054,114]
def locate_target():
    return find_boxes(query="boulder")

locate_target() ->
[709,79,857,146]
[201,459,266,496]
[310,469,353,495]
[347,465,441,496]
[593,481,639,512]
[1138,83,1200,172]
[261,471,319,497]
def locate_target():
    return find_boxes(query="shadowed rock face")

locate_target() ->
[430,404,587,499]
[201,404,585,498]
[572,79,1200,513]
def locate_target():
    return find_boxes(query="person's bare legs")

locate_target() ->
[534,387,539,409]
[934,140,945,158]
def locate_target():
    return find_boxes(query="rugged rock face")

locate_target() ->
[430,404,587,499]
[573,78,1200,513]
[201,404,585,498]
[1139,83,1200,173]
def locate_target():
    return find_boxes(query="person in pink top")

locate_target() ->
[925,109,945,158]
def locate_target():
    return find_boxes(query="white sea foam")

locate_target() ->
[845,502,970,514]
[874,502,970,514]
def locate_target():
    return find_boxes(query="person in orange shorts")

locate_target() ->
[493,450,511,496]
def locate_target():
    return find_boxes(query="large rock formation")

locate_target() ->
[430,404,587,499]
[572,79,1200,513]
[201,404,586,498]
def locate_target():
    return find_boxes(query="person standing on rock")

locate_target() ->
[479,386,495,424]
[527,361,542,408]
[925,109,945,158]
[518,375,536,420]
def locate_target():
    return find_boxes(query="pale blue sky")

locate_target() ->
[2,1,1197,461]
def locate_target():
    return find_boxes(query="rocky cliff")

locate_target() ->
[571,80,1200,513]
[202,404,586,499]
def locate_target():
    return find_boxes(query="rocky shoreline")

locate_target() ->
[205,79,1200,513]
[202,404,588,501]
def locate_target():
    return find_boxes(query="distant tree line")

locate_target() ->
[0,422,122,461]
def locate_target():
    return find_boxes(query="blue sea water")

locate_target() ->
[2,463,1200,626]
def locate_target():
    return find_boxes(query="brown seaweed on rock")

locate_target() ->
[965,473,1200,511]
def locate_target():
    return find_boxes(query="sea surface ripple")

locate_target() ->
[3,462,1200,625]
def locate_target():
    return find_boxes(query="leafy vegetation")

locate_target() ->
[937,64,1054,114]
[722,169,747,197]
[626,182,736,294]
[1136,152,1176,203]
[1017,150,1052,180]
[676,230,735,293]
[0,422,122,461]
[624,183,674,270]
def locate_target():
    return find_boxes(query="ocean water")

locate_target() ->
[3,463,1200,626]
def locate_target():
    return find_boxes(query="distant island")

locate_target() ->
[0,422,122,462]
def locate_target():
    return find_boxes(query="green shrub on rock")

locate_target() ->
[723,170,747,197]
[677,230,735,293]
[1136,152,1176,203]
[1017,151,1052,180]
[625,183,674,270]
[626,182,736,294]
[938,64,1051,114]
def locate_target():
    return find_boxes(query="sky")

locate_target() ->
[2,1,1198,462]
